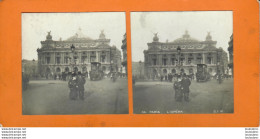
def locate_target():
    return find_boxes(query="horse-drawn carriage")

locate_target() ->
[89,62,104,81]
[196,64,210,82]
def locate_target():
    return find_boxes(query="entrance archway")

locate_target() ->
[65,67,70,72]
[172,69,176,74]
[163,69,167,74]
[152,69,157,75]
[56,67,61,73]
[102,66,106,71]
[46,67,51,73]
[189,68,193,74]
[209,68,212,73]
[82,66,87,73]
[74,67,78,72]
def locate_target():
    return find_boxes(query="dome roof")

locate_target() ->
[66,28,93,41]
[172,30,200,43]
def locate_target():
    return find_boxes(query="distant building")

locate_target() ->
[22,59,38,78]
[227,34,233,77]
[121,33,127,75]
[132,61,145,78]
[143,31,228,78]
[37,29,122,76]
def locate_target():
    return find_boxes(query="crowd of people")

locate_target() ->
[44,71,89,81]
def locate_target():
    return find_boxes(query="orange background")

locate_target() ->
[0,0,259,127]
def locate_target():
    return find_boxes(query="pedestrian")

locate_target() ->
[45,73,48,79]
[77,72,86,100]
[169,73,173,82]
[68,73,78,100]
[132,76,136,86]
[173,75,183,102]
[160,74,163,82]
[181,74,191,102]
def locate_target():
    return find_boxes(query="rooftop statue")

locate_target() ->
[153,32,159,42]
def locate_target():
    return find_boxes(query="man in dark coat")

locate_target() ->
[68,73,78,100]
[173,75,183,102]
[77,72,86,100]
[181,74,191,102]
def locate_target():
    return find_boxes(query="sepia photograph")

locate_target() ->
[22,12,128,115]
[131,11,233,114]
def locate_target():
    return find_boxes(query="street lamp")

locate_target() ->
[216,49,222,84]
[139,60,142,79]
[32,59,36,79]
[217,61,221,84]
[177,46,182,72]
[70,44,76,72]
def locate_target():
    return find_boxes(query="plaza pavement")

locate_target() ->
[22,78,129,115]
[133,79,234,114]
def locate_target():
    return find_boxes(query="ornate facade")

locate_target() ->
[121,33,127,75]
[228,34,233,77]
[37,29,122,76]
[143,31,228,78]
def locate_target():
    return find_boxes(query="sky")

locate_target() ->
[22,12,126,60]
[131,11,233,62]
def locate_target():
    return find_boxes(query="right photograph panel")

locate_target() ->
[131,11,233,114]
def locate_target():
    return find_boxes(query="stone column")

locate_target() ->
[213,52,217,64]
[52,52,55,64]
[61,52,64,64]
[185,54,188,65]
[193,53,196,65]
[87,51,90,63]
[158,54,161,65]
[97,51,100,62]
[42,54,45,64]
[107,51,110,63]
[78,52,82,64]
[202,52,206,64]
[168,54,171,65]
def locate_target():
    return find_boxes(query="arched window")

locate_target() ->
[46,67,51,73]
[56,67,61,72]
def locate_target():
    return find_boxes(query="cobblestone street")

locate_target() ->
[22,78,129,115]
[133,79,234,114]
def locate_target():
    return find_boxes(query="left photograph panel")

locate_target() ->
[22,12,128,115]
